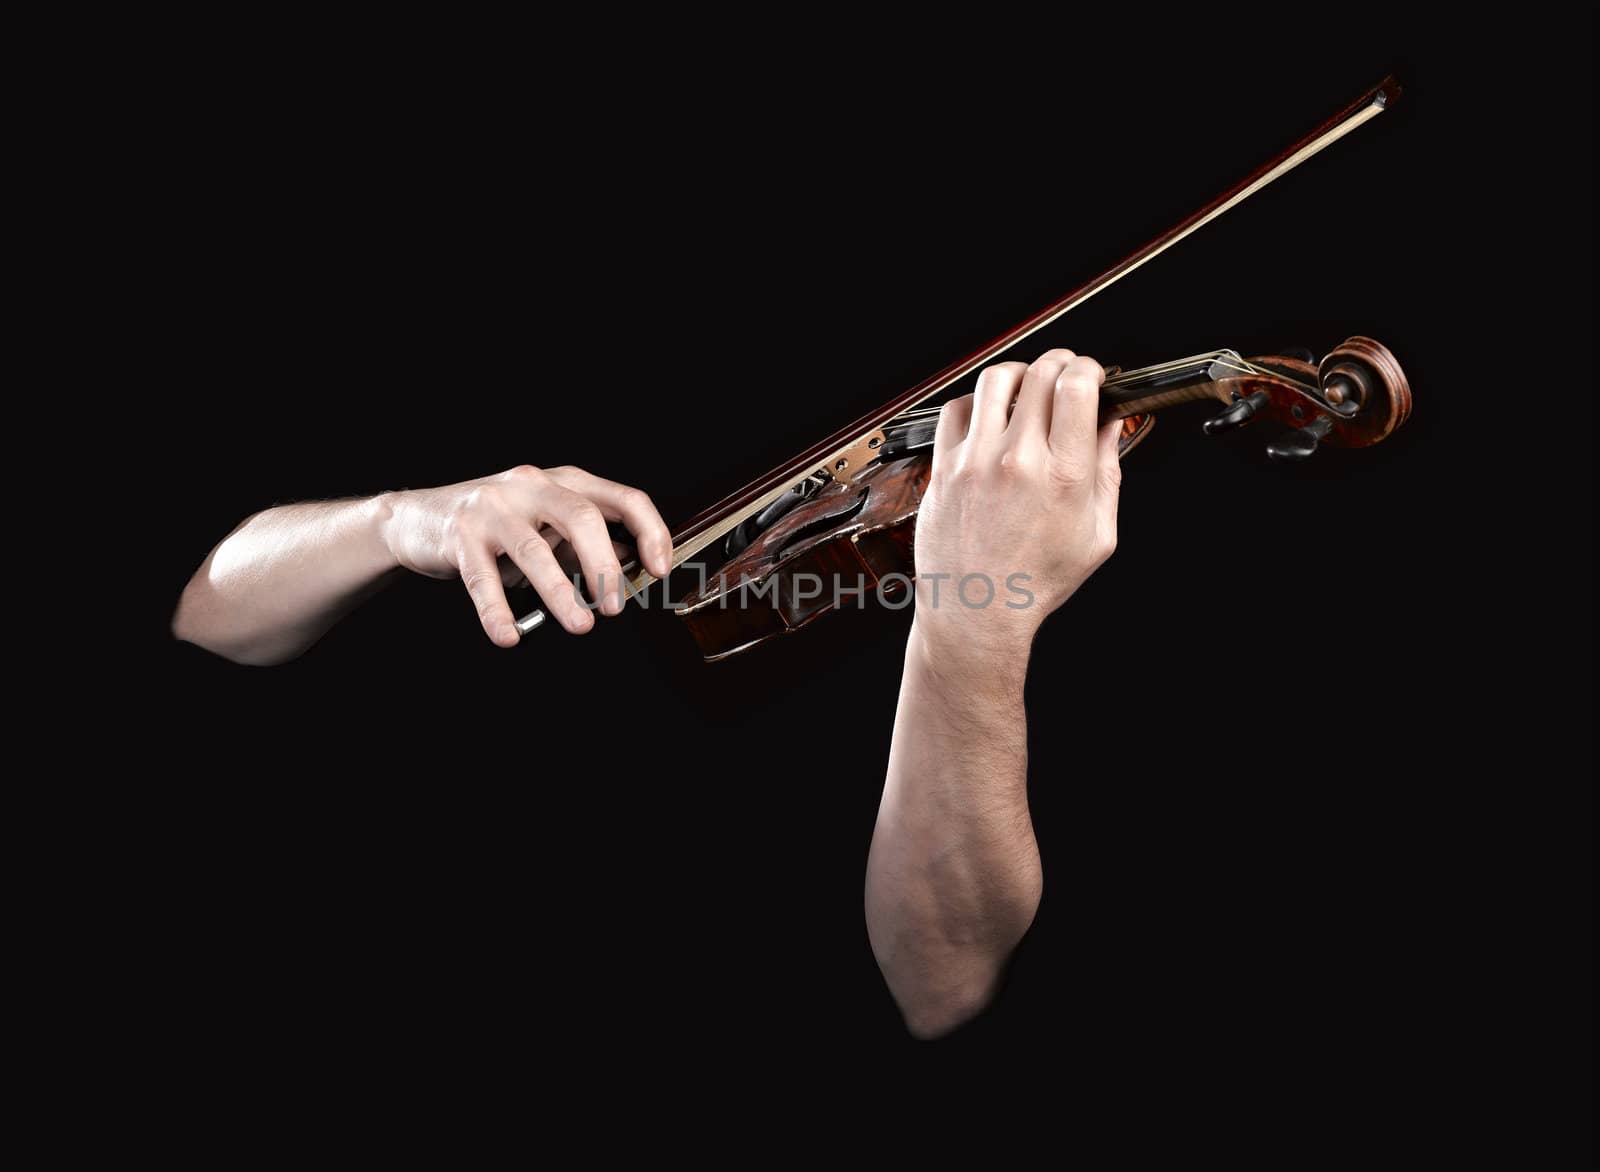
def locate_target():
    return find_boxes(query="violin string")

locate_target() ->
[887,352,1232,419]
[885,351,1316,426]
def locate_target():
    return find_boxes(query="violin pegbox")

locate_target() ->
[1207,336,1412,461]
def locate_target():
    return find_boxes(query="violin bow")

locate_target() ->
[514,75,1401,637]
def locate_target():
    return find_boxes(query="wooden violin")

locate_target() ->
[514,77,1411,660]
[673,337,1409,658]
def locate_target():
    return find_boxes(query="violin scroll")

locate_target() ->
[1200,336,1411,460]
[1318,335,1413,433]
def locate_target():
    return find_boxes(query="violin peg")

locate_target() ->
[1203,389,1270,435]
[1266,416,1335,462]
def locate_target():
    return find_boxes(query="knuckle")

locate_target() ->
[461,571,501,615]
[544,464,578,479]
[504,464,546,484]
[976,362,1025,390]
[1066,355,1105,382]
[937,396,971,431]
[1055,370,1098,398]
[513,533,550,562]
[447,502,483,539]
[1050,460,1088,489]
[997,446,1038,477]
[619,485,653,513]
[1032,348,1076,371]
[567,498,606,529]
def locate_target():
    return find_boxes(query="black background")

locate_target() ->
[150,14,1589,1147]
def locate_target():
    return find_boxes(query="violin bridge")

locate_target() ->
[819,428,888,481]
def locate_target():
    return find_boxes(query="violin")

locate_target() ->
[515,77,1411,659]
[676,337,1409,659]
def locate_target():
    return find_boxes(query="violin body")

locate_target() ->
[676,453,929,661]
[676,339,1410,660]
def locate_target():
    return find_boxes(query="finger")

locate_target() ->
[457,538,521,648]
[1008,349,1075,445]
[932,393,973,462]
[501,523,595,635]
[1096,418,1124,528]
[539,486,628,616]
[548,535,633,580]
[970,362,1027,444]
[500,526,559,589]
[1047,355,1106,476]
[544,466,673,579]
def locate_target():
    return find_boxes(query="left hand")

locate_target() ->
[911,348,1122,664]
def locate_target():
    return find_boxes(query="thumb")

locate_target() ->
[1096,418,1123,531]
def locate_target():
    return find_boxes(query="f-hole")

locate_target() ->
[774,487,871,557]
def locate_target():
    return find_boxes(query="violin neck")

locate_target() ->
[1101,351,1252,416]
[880,350,1262,455]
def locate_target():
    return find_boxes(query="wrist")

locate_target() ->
[370,490,405,571]
[907,614,1032,698]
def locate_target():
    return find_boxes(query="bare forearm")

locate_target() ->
[865,621,1042,1037]
[864,350,1119,1036]
[172,494,399,665]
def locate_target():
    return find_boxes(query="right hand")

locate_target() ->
[382,464,672,647]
